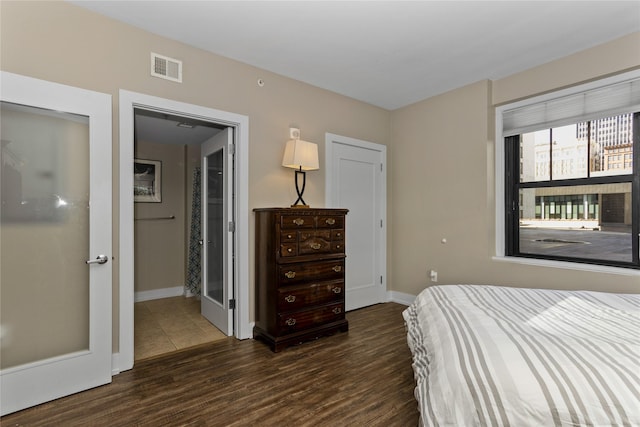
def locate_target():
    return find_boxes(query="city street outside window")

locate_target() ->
[504,112,639,268]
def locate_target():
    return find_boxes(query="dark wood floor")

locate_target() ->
[2,303,420,426]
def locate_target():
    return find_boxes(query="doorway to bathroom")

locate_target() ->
[132,108,229,360]
[118,90,250,372]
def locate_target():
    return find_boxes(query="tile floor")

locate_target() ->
[134,296,227,361]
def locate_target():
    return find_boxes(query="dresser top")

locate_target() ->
[253,207,348,214]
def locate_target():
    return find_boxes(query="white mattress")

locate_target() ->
[403,285,640,426]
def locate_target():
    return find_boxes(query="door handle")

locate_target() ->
[86,254,109,265]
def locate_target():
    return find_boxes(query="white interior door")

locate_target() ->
[326,133,386,311]
[200,128,234,335]
[0,72,112,415]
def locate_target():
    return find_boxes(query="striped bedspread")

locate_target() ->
[402,285,640,426]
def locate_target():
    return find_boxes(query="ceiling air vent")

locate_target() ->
[151,52,182,83]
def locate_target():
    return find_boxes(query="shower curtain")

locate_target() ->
[185,167,202,297]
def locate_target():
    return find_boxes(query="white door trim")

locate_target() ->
[117,90,250,373]
[324,133,387,304]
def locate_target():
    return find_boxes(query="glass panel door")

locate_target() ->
[200,127,233,335]
[0,72,112,416]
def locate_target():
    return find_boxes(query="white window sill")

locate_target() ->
[492,256,640,277]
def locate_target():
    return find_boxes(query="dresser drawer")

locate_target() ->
[279,260,344,285]
[331,241,345,253]
[298,230,331,255]
[281,231,297,242]
[277,281,344,311]
[280,243,298,257]
[317,215,344,229]
[281,215,314,229]
[277,302,345,333]
[331,229,345,241]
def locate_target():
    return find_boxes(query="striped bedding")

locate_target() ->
[402,285,640,426]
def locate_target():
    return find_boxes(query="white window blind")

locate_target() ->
[502,75,640,136]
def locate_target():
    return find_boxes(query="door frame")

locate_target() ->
[324,133,388,305]
[117,90,250,373]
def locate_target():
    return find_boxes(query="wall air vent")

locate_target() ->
[151,52,182,83]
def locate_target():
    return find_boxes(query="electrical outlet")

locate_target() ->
[429,270,438,282]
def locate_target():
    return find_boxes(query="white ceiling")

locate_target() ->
[72,1,639,111]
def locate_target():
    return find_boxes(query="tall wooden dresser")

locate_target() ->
[253,207,349,352]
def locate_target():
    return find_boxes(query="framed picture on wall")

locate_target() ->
[134,159,162,203]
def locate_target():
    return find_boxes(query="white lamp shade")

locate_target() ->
[282,139,319,171]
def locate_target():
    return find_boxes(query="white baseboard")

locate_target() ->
[184,289,197,298]
[387,291,416,306]
[111,352,121,376]
[134,286,185,302]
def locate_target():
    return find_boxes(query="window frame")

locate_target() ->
[496,71,640,271]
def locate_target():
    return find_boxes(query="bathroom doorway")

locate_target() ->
[133,108,228,360]
[118,90,251,372]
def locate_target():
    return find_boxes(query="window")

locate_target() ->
[500,73,640,269]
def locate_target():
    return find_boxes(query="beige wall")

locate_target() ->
[492,33,640,106]
[134,141,186,293]
[391,80,496,294]
[390,32,640,297]
[134,141,202,295]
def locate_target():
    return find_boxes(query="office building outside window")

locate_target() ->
[505,112,638,268]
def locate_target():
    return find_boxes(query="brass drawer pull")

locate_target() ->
[332,307,342,314]
[285,295,296,303]
[332,265,342,273]
[311,243,321,250]
[287,248,293,253]
[335,232,342,238]
[285,318,296,326]
[285,271,296,279]
[332,287,342,294]
[293,218,304,226]
[325,218,336,225]
[336,245,341,250]
[287,234,293,239]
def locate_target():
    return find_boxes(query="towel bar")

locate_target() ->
[135,215,176,221]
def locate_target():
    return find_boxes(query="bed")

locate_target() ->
[402,284,640,426]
